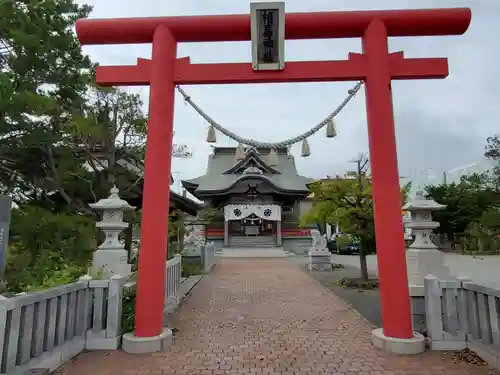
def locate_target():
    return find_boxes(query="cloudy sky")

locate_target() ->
[77,0,499,192]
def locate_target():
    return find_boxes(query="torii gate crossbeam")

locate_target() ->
[76,6,471,348]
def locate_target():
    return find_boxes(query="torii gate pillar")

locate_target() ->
[76,6,471,354]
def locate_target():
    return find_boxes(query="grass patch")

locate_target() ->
[331,263,345,269]
[335,277,379,290]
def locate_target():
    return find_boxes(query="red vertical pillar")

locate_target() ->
[134,25,177,338]
[362,20,413,339]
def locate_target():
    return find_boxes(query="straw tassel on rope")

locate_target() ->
[206,124,217,143]
[326,119,337,138]
[301,139,311,157]
[234,143,246,160]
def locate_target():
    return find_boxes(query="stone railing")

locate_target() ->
[159,254,183,324]
[200,242,216,273]
[165,254,182,307]
[424,275,500,370]
[110,256,184,328]
[0,274,127,375]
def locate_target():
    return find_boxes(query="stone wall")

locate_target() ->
[283,237,312,255]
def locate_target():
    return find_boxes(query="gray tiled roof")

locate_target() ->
[182,147,314,196]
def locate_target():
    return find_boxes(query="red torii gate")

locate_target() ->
[76,7,471,345]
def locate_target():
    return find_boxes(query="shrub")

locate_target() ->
[121,287,136,334]
[4,205,96,292]
[335,277,379,289]
[181,261,202,277]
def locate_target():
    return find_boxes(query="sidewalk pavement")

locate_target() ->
[57,258,497,375]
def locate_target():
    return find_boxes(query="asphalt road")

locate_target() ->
[291,251,500,327]
[331,253,500,288]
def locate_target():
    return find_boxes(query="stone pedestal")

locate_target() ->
[92,249,131,278]
[403,190,450,333]
[89,186,135,278]
[308,229,331,271]
[308,250,331,271]
[406,249,451,332]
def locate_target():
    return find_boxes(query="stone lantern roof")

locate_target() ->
[402,190,445,212]
[89,186,135,211]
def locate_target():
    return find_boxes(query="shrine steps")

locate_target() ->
[216,247,291,258]
[228,236,277,248]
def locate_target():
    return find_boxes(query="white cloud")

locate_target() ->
[78,0,499,185]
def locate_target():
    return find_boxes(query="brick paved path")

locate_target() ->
[59,259,497,375]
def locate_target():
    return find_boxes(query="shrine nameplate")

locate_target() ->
[250,2,285,71]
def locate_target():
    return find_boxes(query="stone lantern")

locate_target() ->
[89,185,135,278]
[403,190,450,332]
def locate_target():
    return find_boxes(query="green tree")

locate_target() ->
[334,233,351,252]
[456,135,500,252]
[64,85,148,203]
[4,206,96,292]
[485,134,500,161]
[484,134,500,195]
[424,134,500,251]
[0,0,94,209]
[1,0,193,205]
[302,175,374,280]
[424,177,495,245]
[0,0,101,292]
[302,155,410,281]
[0,1,192,207]
[0,0,196,292]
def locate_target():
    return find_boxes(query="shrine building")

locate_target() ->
[182,146,314,253]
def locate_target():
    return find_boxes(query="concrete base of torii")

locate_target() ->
[122,328,173,354]
[372,328,426,355]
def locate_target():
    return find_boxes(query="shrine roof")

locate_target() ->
[182,146,313,197]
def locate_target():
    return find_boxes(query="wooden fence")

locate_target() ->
[425,275,500,370]
[0,275,127,375]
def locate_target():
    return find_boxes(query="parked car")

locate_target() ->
[326,238,337,252]
[337,242,360,255]
[327,234,360,255]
